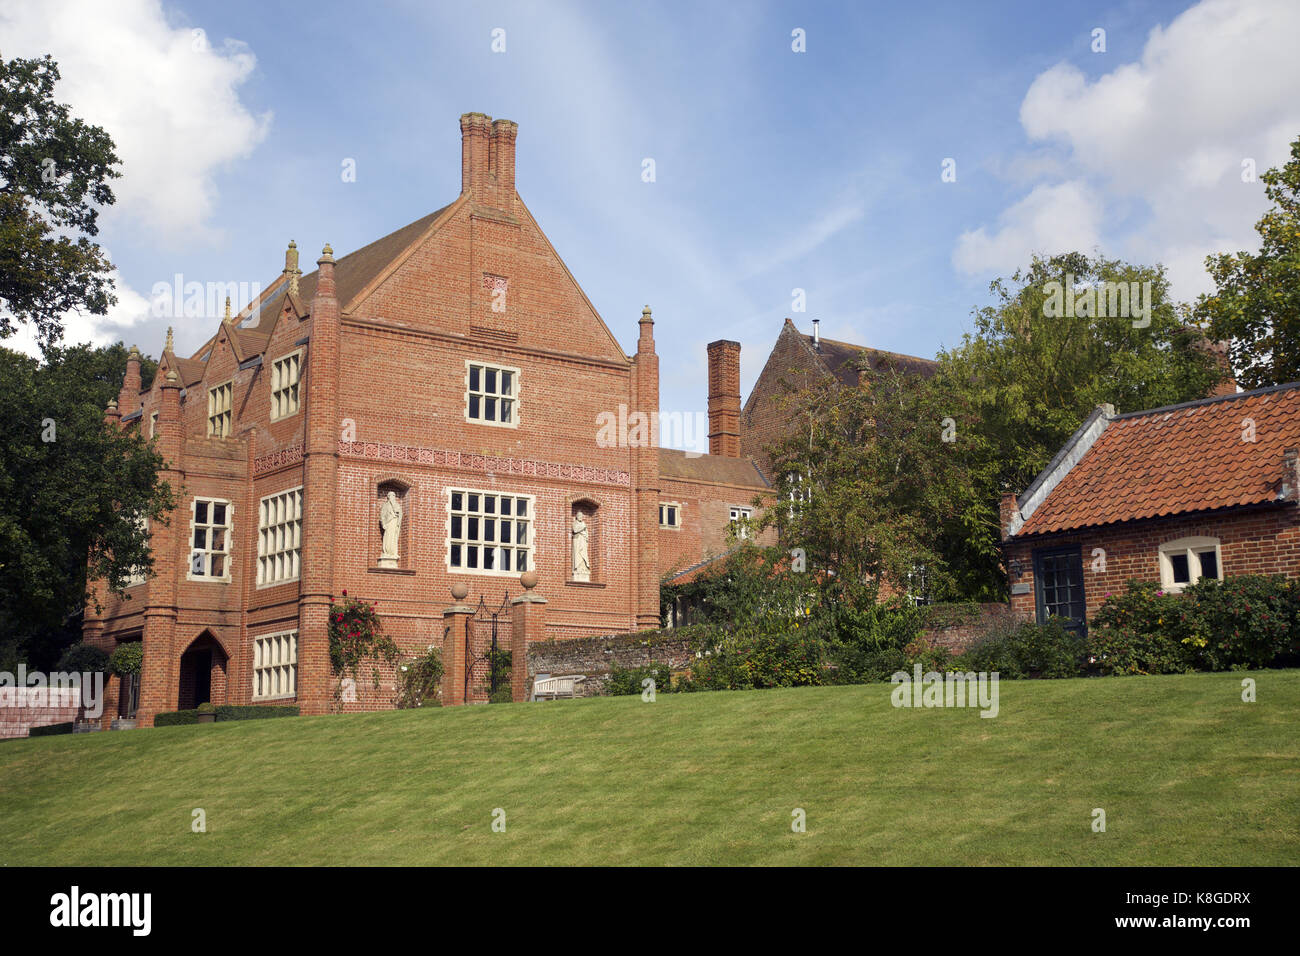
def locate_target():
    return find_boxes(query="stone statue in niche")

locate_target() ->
[571,510,591,582]
[378,490,403,568]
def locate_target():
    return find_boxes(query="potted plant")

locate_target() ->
[196,702,216,724]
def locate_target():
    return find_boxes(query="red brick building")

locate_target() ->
[739,317,937,481]
[84,113,770,724]
[1000,383,1300,633]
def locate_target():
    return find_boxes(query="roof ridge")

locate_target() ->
[1112,381,1300,420]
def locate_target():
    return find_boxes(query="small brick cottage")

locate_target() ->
[1000,383,1300,633]
[85,113,773,725]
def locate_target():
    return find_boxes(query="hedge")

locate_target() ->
[154,705,299,727]
[29,722,74,737]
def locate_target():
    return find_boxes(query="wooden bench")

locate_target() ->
[531,675,585,701]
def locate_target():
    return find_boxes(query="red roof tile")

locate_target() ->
[1016,384,1300,535]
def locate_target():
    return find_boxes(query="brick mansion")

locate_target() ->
[85,112,808,725]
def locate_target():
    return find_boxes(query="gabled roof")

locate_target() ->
[795,320,937,386]
[1014,382,1300,537]
[238,202,458,337]
[658,448,770,488]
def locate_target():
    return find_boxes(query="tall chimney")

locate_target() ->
[491,118,518,199]
[707,340,742,458]
[460,112,491,200]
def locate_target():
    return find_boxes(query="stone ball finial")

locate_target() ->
[450,582,469,601]
[165,369,179,384]
[106,398,118,411]
[520,570,538,591]
[127,344,141,359]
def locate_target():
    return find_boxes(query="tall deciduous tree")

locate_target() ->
[0,343,170,670]
[1193,134,1300,388]
[763,253,1221,602]
[0,54,120,345]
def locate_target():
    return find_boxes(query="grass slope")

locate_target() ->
[1,671,1297,866]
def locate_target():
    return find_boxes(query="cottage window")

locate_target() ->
[1158,536,1223,592]
[659,503,681,529]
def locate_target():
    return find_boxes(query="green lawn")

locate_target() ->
[1,670,1296,865]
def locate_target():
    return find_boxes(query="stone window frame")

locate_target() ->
[148,410,158,439]
[257,486,303,588]
[187,497,233,583]
[1158,535,1223,593]
[659,501,682,530]
[207,379,233,438]
[252,629,298,701]
[445,487,534,577]
[463,359,521,428]
[269,348,303,422]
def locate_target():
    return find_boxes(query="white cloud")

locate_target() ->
[964,0,1300,299]
[5,274,153,356]
[0,0,270,240]
[953,181,1103,275]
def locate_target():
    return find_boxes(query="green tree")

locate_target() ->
[1193,135,1300,388]
[1,54,121,346]
[762,252,1220,602]
[0,342,170,669]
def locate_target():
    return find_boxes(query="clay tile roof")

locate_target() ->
[808,334,937,386]
[1017,383,1300,536]
[665,548,740,585]
[173,356,207,388]
[244,203,455,336]
[657,448,770,488]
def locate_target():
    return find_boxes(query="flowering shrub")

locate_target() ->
[1088,582,1197,675]
[1088,576,1300,674]
[396,645,444,708]
[328,590,397,687]
[1182,575,1299,670]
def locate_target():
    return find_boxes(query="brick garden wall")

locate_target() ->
[526,631,695,697]
[0,688,82,739]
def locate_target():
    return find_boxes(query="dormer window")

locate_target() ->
[207,381,233,437]
[270,351,302,421]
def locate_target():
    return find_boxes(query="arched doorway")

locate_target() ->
[178,632,229,710]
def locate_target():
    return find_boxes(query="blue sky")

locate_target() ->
[4,0,1298,438]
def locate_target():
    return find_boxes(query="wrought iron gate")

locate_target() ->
[466,593,511,703]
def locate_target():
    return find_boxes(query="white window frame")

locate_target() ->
[148,411,158,439]
[464,360,520,428]
[207,380,233,437]
[446,488,534,577]
[187,497,232,582]
[252,630,298,701]
[659,502,682,529]
[729,506,753,539]
[126,515,149,587]
[257,487,303,588]
[1158,536,1223,592]
[269,349,302,422]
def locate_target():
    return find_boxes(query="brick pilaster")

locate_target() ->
[510,577,547,702]
[298,245,341,716]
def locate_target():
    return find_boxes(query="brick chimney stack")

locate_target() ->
[707,340,742,458]
[460,112,518,209]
